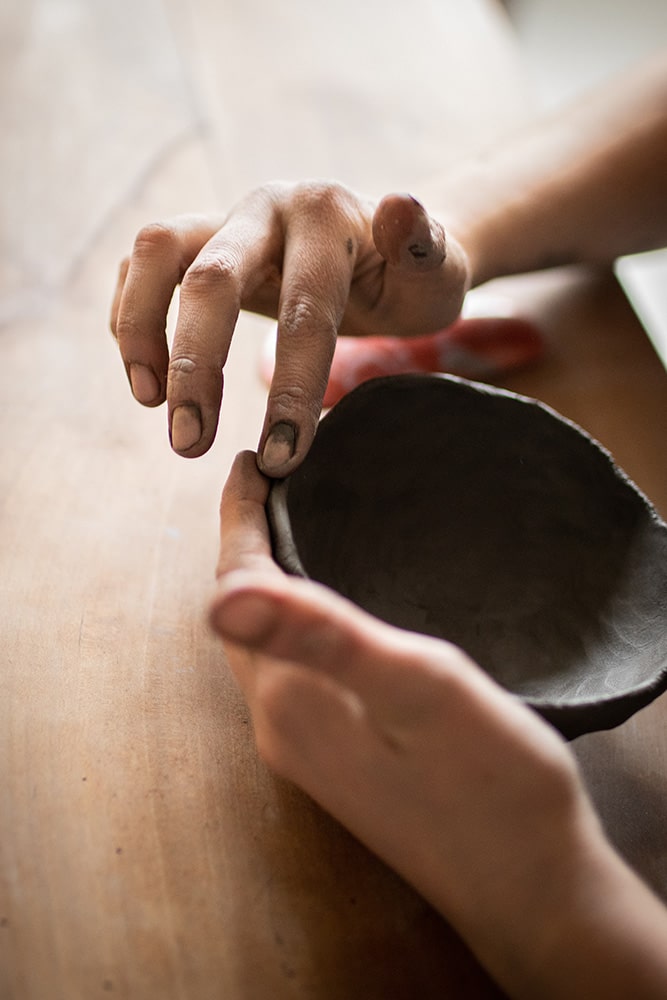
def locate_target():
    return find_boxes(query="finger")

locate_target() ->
[257,184,361,477]
[216,450,281,580]
[113,215,224,408]
[246,659,375,798]
[368,193,470,336]
[167,193,284,457]
[372,193,446,270]
[209,571,559,767]
[109,256,130,338]
[209,568,474,726]
[214,449,283,707]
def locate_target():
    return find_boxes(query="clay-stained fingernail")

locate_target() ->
[171,404,202,452]
[373,192,446,270]
[260,422,296,473]
[129,363,160,404]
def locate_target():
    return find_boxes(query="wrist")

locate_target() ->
[458,790,604,996]
[421,164,513,290]
[482,810,667,999]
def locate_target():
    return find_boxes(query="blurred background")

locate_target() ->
[2,0,666,353]
[509,0,667,364]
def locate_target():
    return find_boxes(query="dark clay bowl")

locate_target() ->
[267,374,667,740]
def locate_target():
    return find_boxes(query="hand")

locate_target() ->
[209,452,630,996]
[110,182,470,476]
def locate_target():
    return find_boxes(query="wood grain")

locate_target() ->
[1,2,666,998]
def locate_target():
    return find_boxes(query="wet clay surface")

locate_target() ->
[269,374,667,739]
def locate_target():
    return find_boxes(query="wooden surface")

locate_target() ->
[1,2,667,998]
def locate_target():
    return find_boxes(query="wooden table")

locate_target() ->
[2,3,666,997]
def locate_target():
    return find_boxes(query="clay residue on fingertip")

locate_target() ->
[406,228,447,268]
[373,194,417,263]
[259,421,296,474]
[407,242,429,260]
[170,404,202,452]
[373,192,446,270]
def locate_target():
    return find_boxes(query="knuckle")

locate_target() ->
[290,179,357,220]
[269,382,318,423]
[114,314,146,348]
[280,295,336,342]
[278,290,341,347]
[183,253,238,295]
[169,356,198,378]
[132,221,177,259]
[169,351,221,381]
[253,179,290,207]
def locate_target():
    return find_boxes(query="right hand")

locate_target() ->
[210,452,621,995]
[110,181,470,476]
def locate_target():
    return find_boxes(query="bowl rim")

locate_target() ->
[266,373,667,738]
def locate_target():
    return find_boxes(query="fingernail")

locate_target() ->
[171,404,202,452]
[129,363,160,404]
[213,588,278,645]
[260,422,296,473]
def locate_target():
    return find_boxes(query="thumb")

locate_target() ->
[370,193,470,337]
[372,193,447,272]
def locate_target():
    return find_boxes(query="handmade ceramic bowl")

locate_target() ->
[267,374,667,740]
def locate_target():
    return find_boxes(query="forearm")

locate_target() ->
[466,812,667,1000]
[409,750,667,1000]
[430,50,667,286]
[526,838,667,1000]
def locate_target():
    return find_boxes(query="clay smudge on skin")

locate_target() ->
[408,243,429,260]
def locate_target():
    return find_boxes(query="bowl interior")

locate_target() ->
[270,375,667,736]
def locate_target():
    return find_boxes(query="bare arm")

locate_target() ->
[435,50,667,285]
